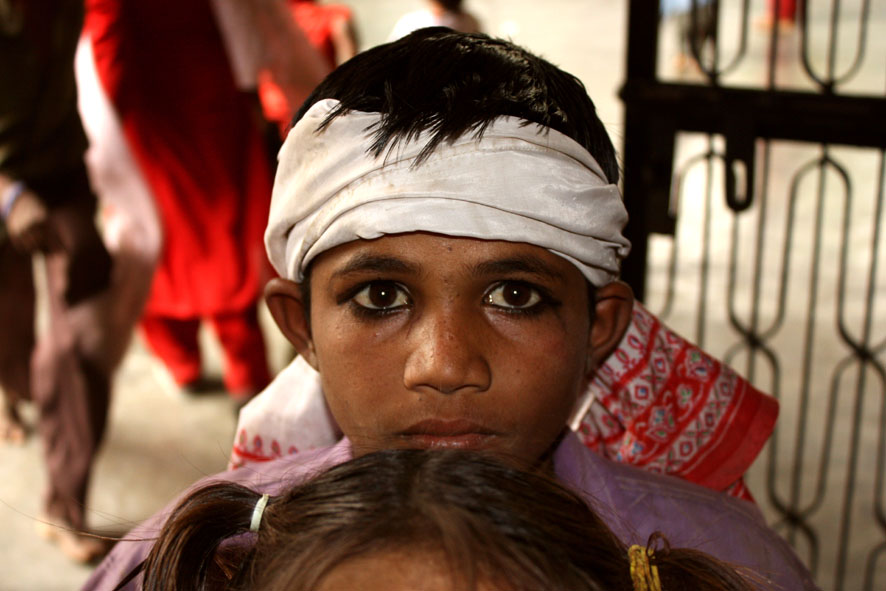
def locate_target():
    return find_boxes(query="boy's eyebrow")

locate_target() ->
[331,253,421,278]
[473,256,565,281]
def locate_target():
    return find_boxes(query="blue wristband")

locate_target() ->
[1,181,26,220]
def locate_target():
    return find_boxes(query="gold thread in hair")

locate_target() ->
[629,545,662,591]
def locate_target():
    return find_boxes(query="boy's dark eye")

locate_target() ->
[352,281,410,310]
[484,281,542,310]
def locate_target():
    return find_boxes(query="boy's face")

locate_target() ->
[268,233,631,466]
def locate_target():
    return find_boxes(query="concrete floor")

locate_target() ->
[1,1,882,589]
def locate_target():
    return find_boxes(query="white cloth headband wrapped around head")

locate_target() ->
[265,98,631,286]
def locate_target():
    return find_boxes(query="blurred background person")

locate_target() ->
[290,0,358,68]
[0,0,114,562]
[258,0,358,138]
[78,0,327,406]
[389,0,481,40]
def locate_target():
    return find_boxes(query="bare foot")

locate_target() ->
[36,515,113,564]
[0,402,27,444]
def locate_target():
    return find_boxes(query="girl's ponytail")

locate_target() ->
[643,533,756,591]
[140,482,268,591]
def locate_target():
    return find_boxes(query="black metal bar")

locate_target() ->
[851,150,886,591]
[659,148,713,318]
[799,0,872,92]
[798,0,828,91]
[713,0,751,78]
[764,154,829,571]
[623,2,886,586]
[839,0,873,87]
[620,0,664,300]
[696,141,715,346]
[624,1,659,81]
[786,153,829,551]
[869,153,886,534]
[620,81,886,149]
[822,155,856,590]
[725,140,771,377]
[828,0,843,82]
[765,6,778,90]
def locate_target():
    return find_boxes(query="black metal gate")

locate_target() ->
[620,1,886,589]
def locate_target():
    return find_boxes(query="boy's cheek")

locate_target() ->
[485,302,592,356]
[315,311,411,354]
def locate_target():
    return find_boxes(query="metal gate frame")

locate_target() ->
[621,3,885,300]
[620,2,886,589]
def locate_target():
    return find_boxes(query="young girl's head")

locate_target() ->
[140,450,753,591]
[265,29,634,467]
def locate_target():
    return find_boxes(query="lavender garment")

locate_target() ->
[84,432,818,591]
[553,434,817,590]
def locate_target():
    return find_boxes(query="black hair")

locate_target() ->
[292,28,619,184]
[133,449,754,591]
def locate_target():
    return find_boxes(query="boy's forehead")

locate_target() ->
[310,233,585,283]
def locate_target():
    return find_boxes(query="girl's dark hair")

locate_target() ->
[134,449,754,591]
[292,27,619,184]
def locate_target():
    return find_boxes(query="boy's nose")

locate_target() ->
[403,309,491,395]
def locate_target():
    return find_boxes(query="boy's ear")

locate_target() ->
[586,280,634,374]
[265,278,318,370]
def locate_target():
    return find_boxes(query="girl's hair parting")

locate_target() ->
[133,449,755,591]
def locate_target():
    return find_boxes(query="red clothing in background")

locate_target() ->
[84,0,271,393]
[258,0,352,127]
[290,0,352,68]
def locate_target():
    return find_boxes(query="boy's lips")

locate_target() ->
[397,419,498,450]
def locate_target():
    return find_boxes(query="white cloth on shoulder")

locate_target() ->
[232,356,339,466]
